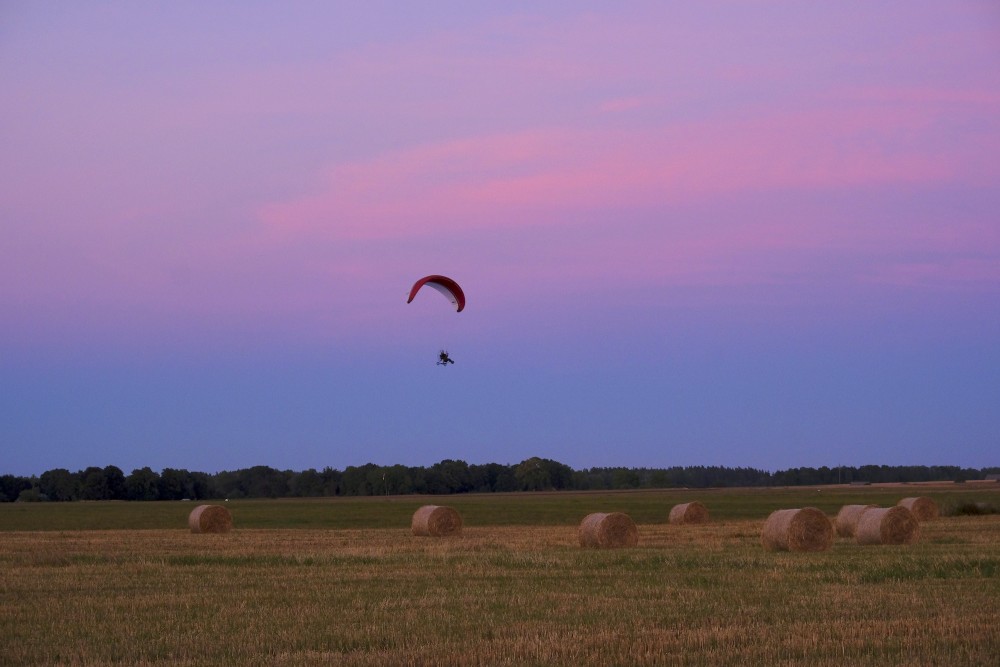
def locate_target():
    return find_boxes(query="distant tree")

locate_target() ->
[611,467,641,489]
[545,459,574,490]
[514,457,545,491]
[382,464,413,495]
[77,465,127,500]
[80,466,110,500]
[158,468,196,500]
[515,457,574,491]
[320,467,342,496]
[234,466,288,498]
[407,466,430,494]
[289,469,325,497]
[493,465,519,492]
[125,467,160,500]
[103,465,127,500]
[0,474,32,502]
[341,464,378,496]
[191,471,214,499]
[646,469,671,488]
[17,487,47,502]
[430,459,472,493]
[212,470,243,499]
[469,463,517,493]
[574,468,612,490]
[16,461,1000,501]
[570,470,595,490]
[365,466,388,496]
[39,468,79,501]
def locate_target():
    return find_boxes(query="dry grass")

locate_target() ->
[2,489,999,666]
[1,516,999,666]
[761,508,834,552]
[898,496,940,521]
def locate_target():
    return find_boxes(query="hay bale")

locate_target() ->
[578,512,639,548]
[761,508,833,552]
[856,506,920,545]
[834,504,878,538]
[411,505,462,537]
[897,496,939,521]
[668,501,710,525]
[188,504,232,534]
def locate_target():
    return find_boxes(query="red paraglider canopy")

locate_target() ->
[407,275,465,312]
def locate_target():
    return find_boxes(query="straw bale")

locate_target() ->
[411,505,462,537]
[188,504,232,534]
[856,506,920,545]
[578,512,639,548]
[760,507,833,552]
[668,501,710,525]
[834,504,878,538]
[897,496,939,521]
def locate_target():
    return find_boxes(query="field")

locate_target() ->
[2,485,998,665]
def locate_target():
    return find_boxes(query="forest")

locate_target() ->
[2,458,997,502]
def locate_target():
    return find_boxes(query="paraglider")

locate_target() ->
[407,275,465,365]
[406,275,465,312]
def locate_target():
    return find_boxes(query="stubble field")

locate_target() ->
[2,485,998,666]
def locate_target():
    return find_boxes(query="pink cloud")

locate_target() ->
[257,98,969,244]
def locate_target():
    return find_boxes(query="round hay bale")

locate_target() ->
[578,512,638,548]
[856,506,920,545]
[668,501,710,525]
[761,508,833,552]
[188,504,232,534]
[411,505,462,537]
[834,504,878,538]
[897,496,939,521]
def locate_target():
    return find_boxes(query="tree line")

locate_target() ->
[2,459,997,503]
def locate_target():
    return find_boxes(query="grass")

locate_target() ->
[1,486,998,665]
[3,484,995,531]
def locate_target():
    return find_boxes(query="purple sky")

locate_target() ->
[3,2,999,476]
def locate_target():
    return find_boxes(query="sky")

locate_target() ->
[2,2,999,477]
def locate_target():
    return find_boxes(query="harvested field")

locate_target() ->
[1,489,999,666]
[3,486,991,531]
